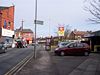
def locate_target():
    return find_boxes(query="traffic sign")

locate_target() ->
[34,20,43,25]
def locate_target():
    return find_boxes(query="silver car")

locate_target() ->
[0,43,7,53]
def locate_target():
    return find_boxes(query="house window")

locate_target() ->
[8,22,11,29]
[78,36,81,38]
[3,20,7,28]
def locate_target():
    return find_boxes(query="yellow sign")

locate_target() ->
[58,27,64,36]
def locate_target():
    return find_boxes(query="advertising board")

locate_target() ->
[2,28,14,37]
[58,27,64,36]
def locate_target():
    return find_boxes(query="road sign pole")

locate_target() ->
[34,0,37,59]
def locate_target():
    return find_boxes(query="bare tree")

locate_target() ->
[84,0,100,24]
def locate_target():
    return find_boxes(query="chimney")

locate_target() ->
[74,29,77,32]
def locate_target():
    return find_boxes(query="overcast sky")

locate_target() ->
[1,0,100,37]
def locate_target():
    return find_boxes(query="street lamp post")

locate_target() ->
[21,20,24,39]
[34,0,38,59]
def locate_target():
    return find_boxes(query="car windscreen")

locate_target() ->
[58,42,70,48]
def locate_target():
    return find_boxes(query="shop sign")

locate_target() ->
[2,28,14,37]
[58,27,64,36]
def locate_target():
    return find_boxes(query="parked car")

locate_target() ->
[0,43,7,53]
[57,41,70,48]
[1,42,7,49]
[4,42,12,48]
[54,42,90,56]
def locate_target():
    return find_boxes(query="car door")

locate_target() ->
[66,43,77,54]
[75,43,84,54]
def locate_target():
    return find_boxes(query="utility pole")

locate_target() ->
[21,20,24,39]
[34,0,43,59]
[49,24,51,37]
[34,0,37,59]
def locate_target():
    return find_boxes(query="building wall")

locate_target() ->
[69,32,75,40]
[15,31,34,44]
[22,32,33,40]
[0,6,14,43]
[69,31,88,41]
[0,6,14,30]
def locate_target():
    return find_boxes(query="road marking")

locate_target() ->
[4,52,34,75]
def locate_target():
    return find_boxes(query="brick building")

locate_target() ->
[69,30,89,41]
[15,29,34,44]
[0,6,14,43]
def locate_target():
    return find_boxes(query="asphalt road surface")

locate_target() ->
[0,46,34,75]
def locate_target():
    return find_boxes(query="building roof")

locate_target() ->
[0,6,9,10]
[23,29,33,33]
[72,31,89,36]
[92,30,100,36]
[84,30,100,38]
[15,29,33,33]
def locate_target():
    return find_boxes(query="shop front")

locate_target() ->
[89,36,100,52]
[0,28,14,43]
[85,31,100,52]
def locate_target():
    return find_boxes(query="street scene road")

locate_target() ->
[0,46,34,75]
[0,0,100,75]
[16,45,100,75]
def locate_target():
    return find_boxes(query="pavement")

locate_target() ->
[16,46,54,75]
[16,46,100,75]
[69,54,100,75]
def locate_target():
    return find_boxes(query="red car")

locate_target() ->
[54,42,90,56]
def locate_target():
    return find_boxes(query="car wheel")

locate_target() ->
[84,52,89,56]
[2,47,6,53]
[60,51,65,56]
[4,50,6,53]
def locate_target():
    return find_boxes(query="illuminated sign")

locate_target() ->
[58,27,64,36]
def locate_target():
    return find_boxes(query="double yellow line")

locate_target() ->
[4,53,34,75]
